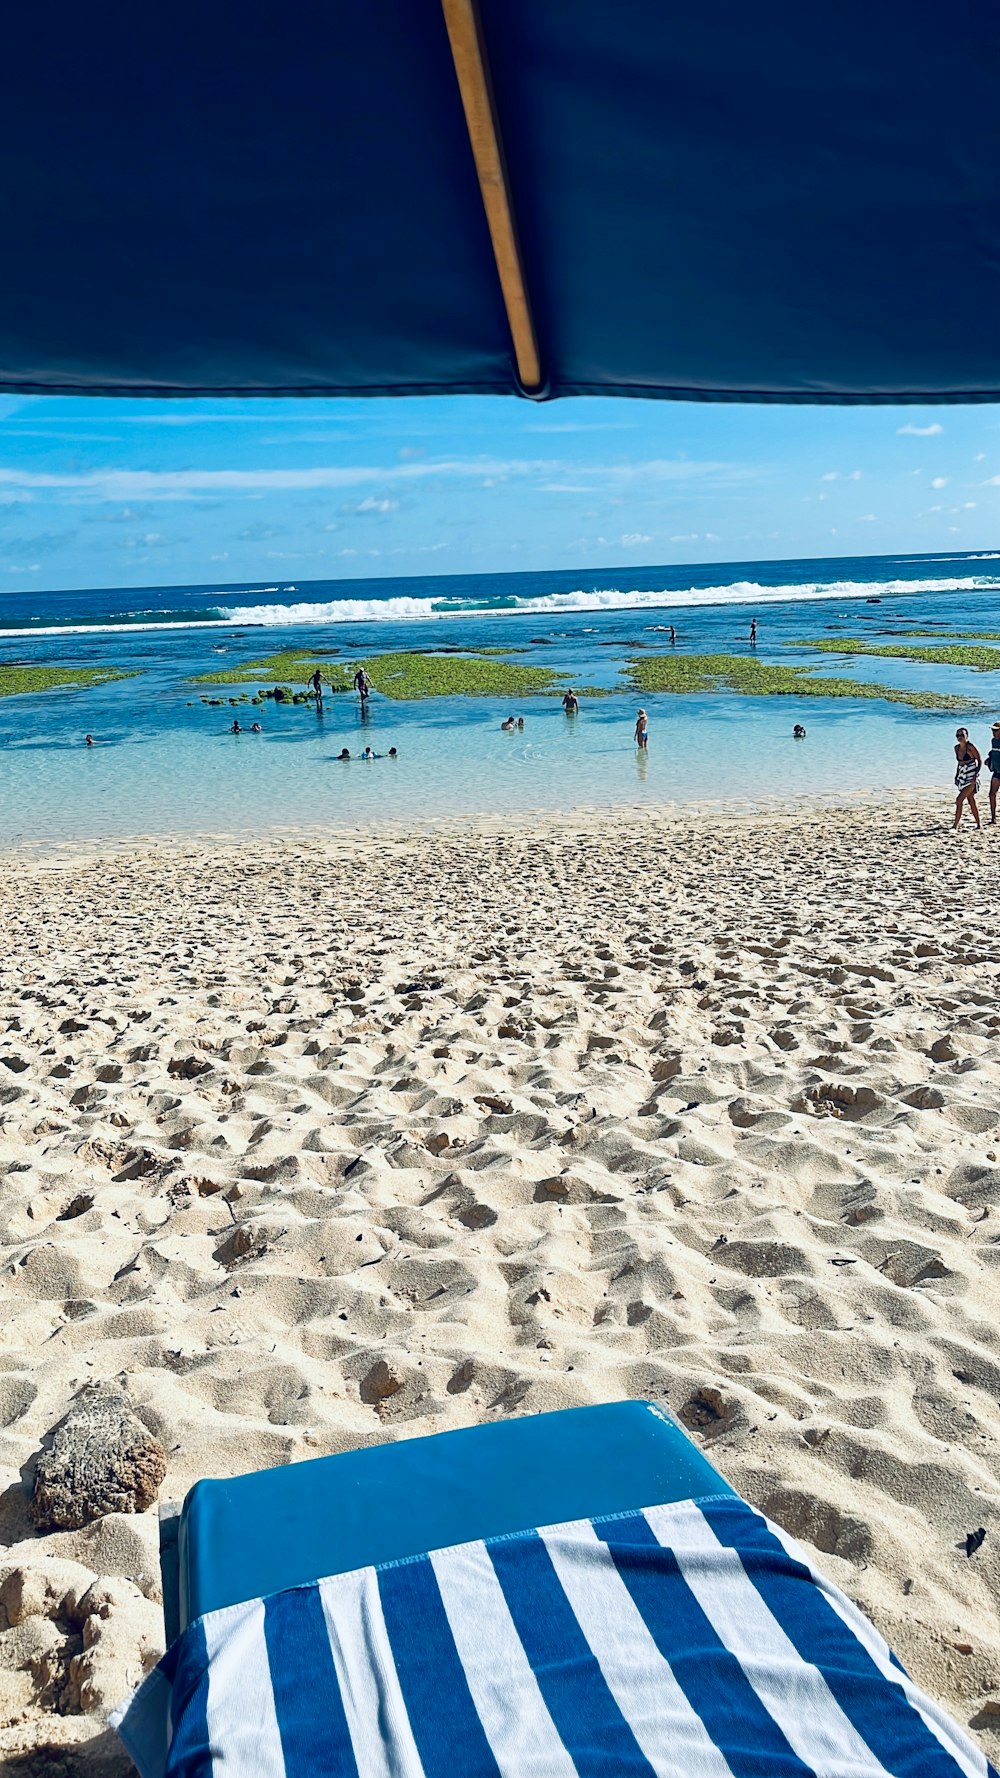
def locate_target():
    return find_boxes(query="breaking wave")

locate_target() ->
[223,576,1000,629]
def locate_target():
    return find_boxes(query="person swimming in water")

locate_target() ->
[230,719,242,734]
[793,724,806,739]
[501,716,515,731]
[84,733,94,747]
[337,747,351,760]
[250,721,262,733]
[388,747,398,757]
[634,708,648,749]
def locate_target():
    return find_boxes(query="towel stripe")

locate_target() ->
[596,1511,812,1778]
[700,1499,988,1778]
[378,1554,501,1778]
[264,1585,358,1778]
[430,1539,579,1778]
[148,1616,210,1778]
[204,1599,285,1778]
[643,1501,892,1777]
[489,1529,658,1778]
[539,1519,737,1778]
[318,1566,426,1778]
[763,1514,987,1778]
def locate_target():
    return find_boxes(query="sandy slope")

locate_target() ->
[1,802,999,1771]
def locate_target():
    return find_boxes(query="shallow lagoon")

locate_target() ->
[2,569,999,844]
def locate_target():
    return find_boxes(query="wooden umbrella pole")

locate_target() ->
[439,0,542,392]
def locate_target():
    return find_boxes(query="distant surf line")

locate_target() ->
[2,573,998,643]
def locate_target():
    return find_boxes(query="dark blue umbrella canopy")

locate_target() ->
[3,1,999,401]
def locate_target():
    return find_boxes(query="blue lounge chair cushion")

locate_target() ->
[178,1399,731,1627]
[119,1488,997,1778]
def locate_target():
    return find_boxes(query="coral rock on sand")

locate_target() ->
[30,1385,167,1532]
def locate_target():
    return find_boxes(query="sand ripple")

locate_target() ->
[1,806,999,1768]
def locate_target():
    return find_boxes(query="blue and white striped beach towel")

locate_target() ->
[114,1494,995,1778]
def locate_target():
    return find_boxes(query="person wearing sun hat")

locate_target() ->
[987,722,1000,825]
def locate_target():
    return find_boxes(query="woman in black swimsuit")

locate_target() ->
[953,728,982,830]
[987,722,1000,825]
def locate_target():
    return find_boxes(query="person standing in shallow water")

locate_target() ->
[634,708,649,749]
[309,668,323,711]
[987,722,1000,825]
[749,617,758,646]
[354,666,372,704]
[953,727,982,830]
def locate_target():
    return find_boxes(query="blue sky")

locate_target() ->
[0,393,998,592]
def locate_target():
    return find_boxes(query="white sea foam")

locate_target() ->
[0,619,234,640]
[222,575,999,629]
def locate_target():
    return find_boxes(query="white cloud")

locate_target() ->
[0,455,747,504]
[897,422,943,436]
[670,533,698,543]
[346,496,399,514]
[931,476,949,489]
[620,532,653,545]
[6,562,40,572]
[848,469,863,481]
[821,471,838,481]
[210,551,230,561]
[974,452,986,462]
[859,513,877,522]
[963,502,976,510]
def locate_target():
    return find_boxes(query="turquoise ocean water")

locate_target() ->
[1,550,998,845]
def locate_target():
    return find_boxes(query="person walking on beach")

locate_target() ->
[353,666,372,704]
[953,727,982,829]
[749,618,758,647]
[635,708,649,749]
[987,722,1000,824]
[309,668,324,711]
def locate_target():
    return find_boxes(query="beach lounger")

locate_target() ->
[115,1400,996,1778]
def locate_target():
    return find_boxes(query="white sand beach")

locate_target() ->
[1,801,999,1771]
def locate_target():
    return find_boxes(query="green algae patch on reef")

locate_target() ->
[893,629,1000,641]
[193,651,352,688]
[195,648,603,701]
[787,639,1000,671]
[624,653,970,711]
[0,665,136,699]
[346,652,575,700]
